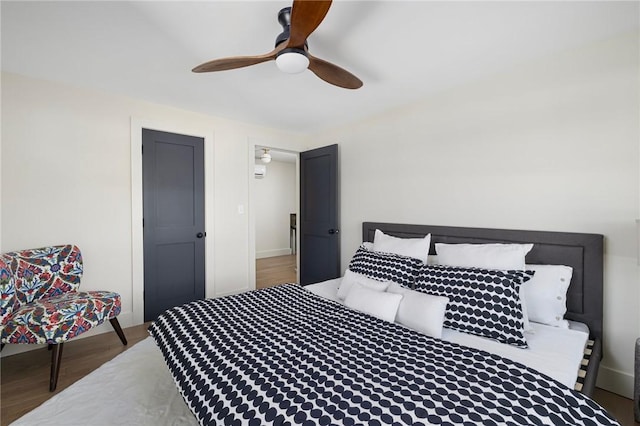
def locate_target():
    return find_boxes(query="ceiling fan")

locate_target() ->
[192,0,363,90]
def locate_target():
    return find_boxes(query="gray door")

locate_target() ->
[142,129,205,321]
[299,144,340,285]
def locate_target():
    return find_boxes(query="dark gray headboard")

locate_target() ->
[363,222,604,343]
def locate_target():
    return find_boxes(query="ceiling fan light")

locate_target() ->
[261,151,272,163]
[276,50,309,74]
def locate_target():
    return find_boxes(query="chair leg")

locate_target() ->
[50,343,64,392]
[109,318,128,346]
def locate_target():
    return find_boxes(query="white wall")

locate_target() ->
[310,33,640,398]
[1,72,309,355]
[254,159,296,259]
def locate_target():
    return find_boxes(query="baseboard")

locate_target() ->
[597,364,634,399]
[256,248,292,259]
[1,311,135,358]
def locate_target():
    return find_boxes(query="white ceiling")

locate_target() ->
[2,1,637,135]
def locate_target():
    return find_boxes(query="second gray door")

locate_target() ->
[142,129,205,321]
[299,144,340,285]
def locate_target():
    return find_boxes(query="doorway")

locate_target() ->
[248,141,340,290]
[253,146,298,289]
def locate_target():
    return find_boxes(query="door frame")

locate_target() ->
[131,117,215,325]
[247,138,301,290]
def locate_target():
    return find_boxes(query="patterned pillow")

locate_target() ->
[414,264,531,348]
[348,245,422,288]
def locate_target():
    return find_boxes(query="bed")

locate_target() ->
[149,222,616,425]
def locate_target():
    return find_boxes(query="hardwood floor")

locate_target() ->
[256,254,297,289]
[593,387,638,426]
[1,318,638,425]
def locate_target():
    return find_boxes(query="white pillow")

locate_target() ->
[344,283,403,323]
[435,243,534,271]
[373,230,431,263]
[386,282,449,338]
[523,264,573,328]
[337,269,390,300]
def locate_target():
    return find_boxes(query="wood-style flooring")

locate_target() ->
[256,254,297,289]
[594,387,638,426]
[1,296,637,425]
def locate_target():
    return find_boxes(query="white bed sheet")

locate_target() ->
[441,322,588,388]
[306,277,588,389]
[304,278,342,301]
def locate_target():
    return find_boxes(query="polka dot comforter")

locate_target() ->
[149,284,618,426]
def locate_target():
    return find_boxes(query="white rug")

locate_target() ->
[11,337,198,426]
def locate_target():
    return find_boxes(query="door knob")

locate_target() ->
[328,229,340,235]
[196,232,205,238]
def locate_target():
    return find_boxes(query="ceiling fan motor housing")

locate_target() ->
[275,7,291,47]
[275,7,308,51]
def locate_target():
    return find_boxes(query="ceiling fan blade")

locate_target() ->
[308,54,363,89]
[287,0,332,48]
[192,45,285,73]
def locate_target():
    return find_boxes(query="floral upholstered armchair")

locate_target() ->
[0,244,127,391]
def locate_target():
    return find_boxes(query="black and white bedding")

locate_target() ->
[149,284,618,426]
